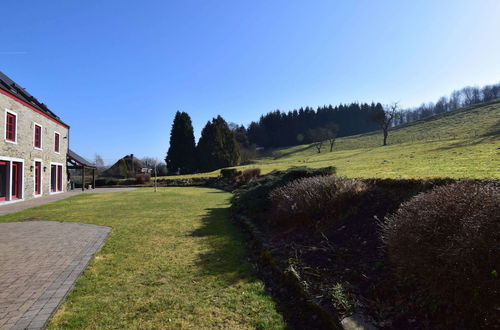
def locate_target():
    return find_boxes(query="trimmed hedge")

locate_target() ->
[231,166,336,218]
[381,181,500,328]
[95,177,119,187]
[270,176,367,229]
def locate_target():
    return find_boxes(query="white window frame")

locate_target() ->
[0,156,24,204]
[33,158,43,197]
[4,109,18,144]
[54,131,61,154]
[49,161,64,194]
[33,123,43,150]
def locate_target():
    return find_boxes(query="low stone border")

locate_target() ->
[233,214,377,330]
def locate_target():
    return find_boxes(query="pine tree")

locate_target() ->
[165,111,196,174]
[196,116,240,172]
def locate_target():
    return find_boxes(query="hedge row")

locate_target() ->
[231,167,499,328]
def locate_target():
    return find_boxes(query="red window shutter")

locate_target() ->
[34,125,41,148]
[54,133,60,152]
[6,113,16,141]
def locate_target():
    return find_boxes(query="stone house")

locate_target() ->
[0,71,69,204]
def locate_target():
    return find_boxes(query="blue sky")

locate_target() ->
[1,0,499,164]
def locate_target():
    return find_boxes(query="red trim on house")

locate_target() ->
[51,165,56,192]
[57,165,62,191]
[54,132,60,153]
[0,161,7,201]
[0,88,69,129]
[11,162,21,199]
[35,161,42,195]
[6,113,16,141]
[34,124,42,148]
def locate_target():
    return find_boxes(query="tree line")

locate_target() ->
[394,82,500,126]
[245,102,384,149]
[166,112,239,174]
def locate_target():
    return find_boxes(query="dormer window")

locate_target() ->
[54,132,60,153]
[5,110,17,143]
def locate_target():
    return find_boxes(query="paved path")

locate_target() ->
[0,188,137,216]
[0,221,111,330]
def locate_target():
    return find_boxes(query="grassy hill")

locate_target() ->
[170,99,500,179]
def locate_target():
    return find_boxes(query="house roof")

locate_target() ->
[68,149,95,168]
[0,71,69,128]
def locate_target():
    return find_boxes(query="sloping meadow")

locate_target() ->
[230,167,499,329]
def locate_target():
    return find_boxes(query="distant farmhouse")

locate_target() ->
[102,154,144,178]
[0,71,94,204]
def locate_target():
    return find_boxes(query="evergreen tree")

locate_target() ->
[196,116,240,172]
[233,125,250,148]
[165,111,196,174]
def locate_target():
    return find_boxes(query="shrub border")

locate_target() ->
[233,213,377,330]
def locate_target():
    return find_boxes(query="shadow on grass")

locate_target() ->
[190,207,257,285]
[482,119,500,137]
[190,206,327,329]
[431,135,497,151]
[272,144,314,159]
[204,190,229,194]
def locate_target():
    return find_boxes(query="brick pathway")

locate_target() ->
[0,221,111,329]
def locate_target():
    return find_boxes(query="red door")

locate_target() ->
[11,162,22,199]
[0,161,8,201]
[51,165,56,192]
[57,165,63,192]
[35,162,42,195]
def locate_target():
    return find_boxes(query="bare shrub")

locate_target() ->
[135,173,151,184]
[270,176,368,228]
[381,181,500,327]
[236,168,261,186]
[220,168,239,179]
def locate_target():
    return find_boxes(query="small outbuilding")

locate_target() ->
[67,149,96,191]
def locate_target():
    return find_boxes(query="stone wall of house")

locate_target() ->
[0,92,69,200]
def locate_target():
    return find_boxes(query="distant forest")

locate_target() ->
[242,82,500,149]
[246,103,383,148]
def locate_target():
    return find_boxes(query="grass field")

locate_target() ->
[163,100,500,179]
[0,188,285,329]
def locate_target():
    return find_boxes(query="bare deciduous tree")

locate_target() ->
[307,124,339,153]
[449,90,462,110]
[372,102,399,146]
[308,128,325,153]
[140,157,163,191]
[325,123,339,152]
[93,154,106,175]
[141,157,160,169]
[462,86,475,106]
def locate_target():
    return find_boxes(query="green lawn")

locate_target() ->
[161,99,500,179]
[0,188,285,329]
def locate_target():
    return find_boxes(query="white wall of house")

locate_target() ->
[0,92,68,203]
